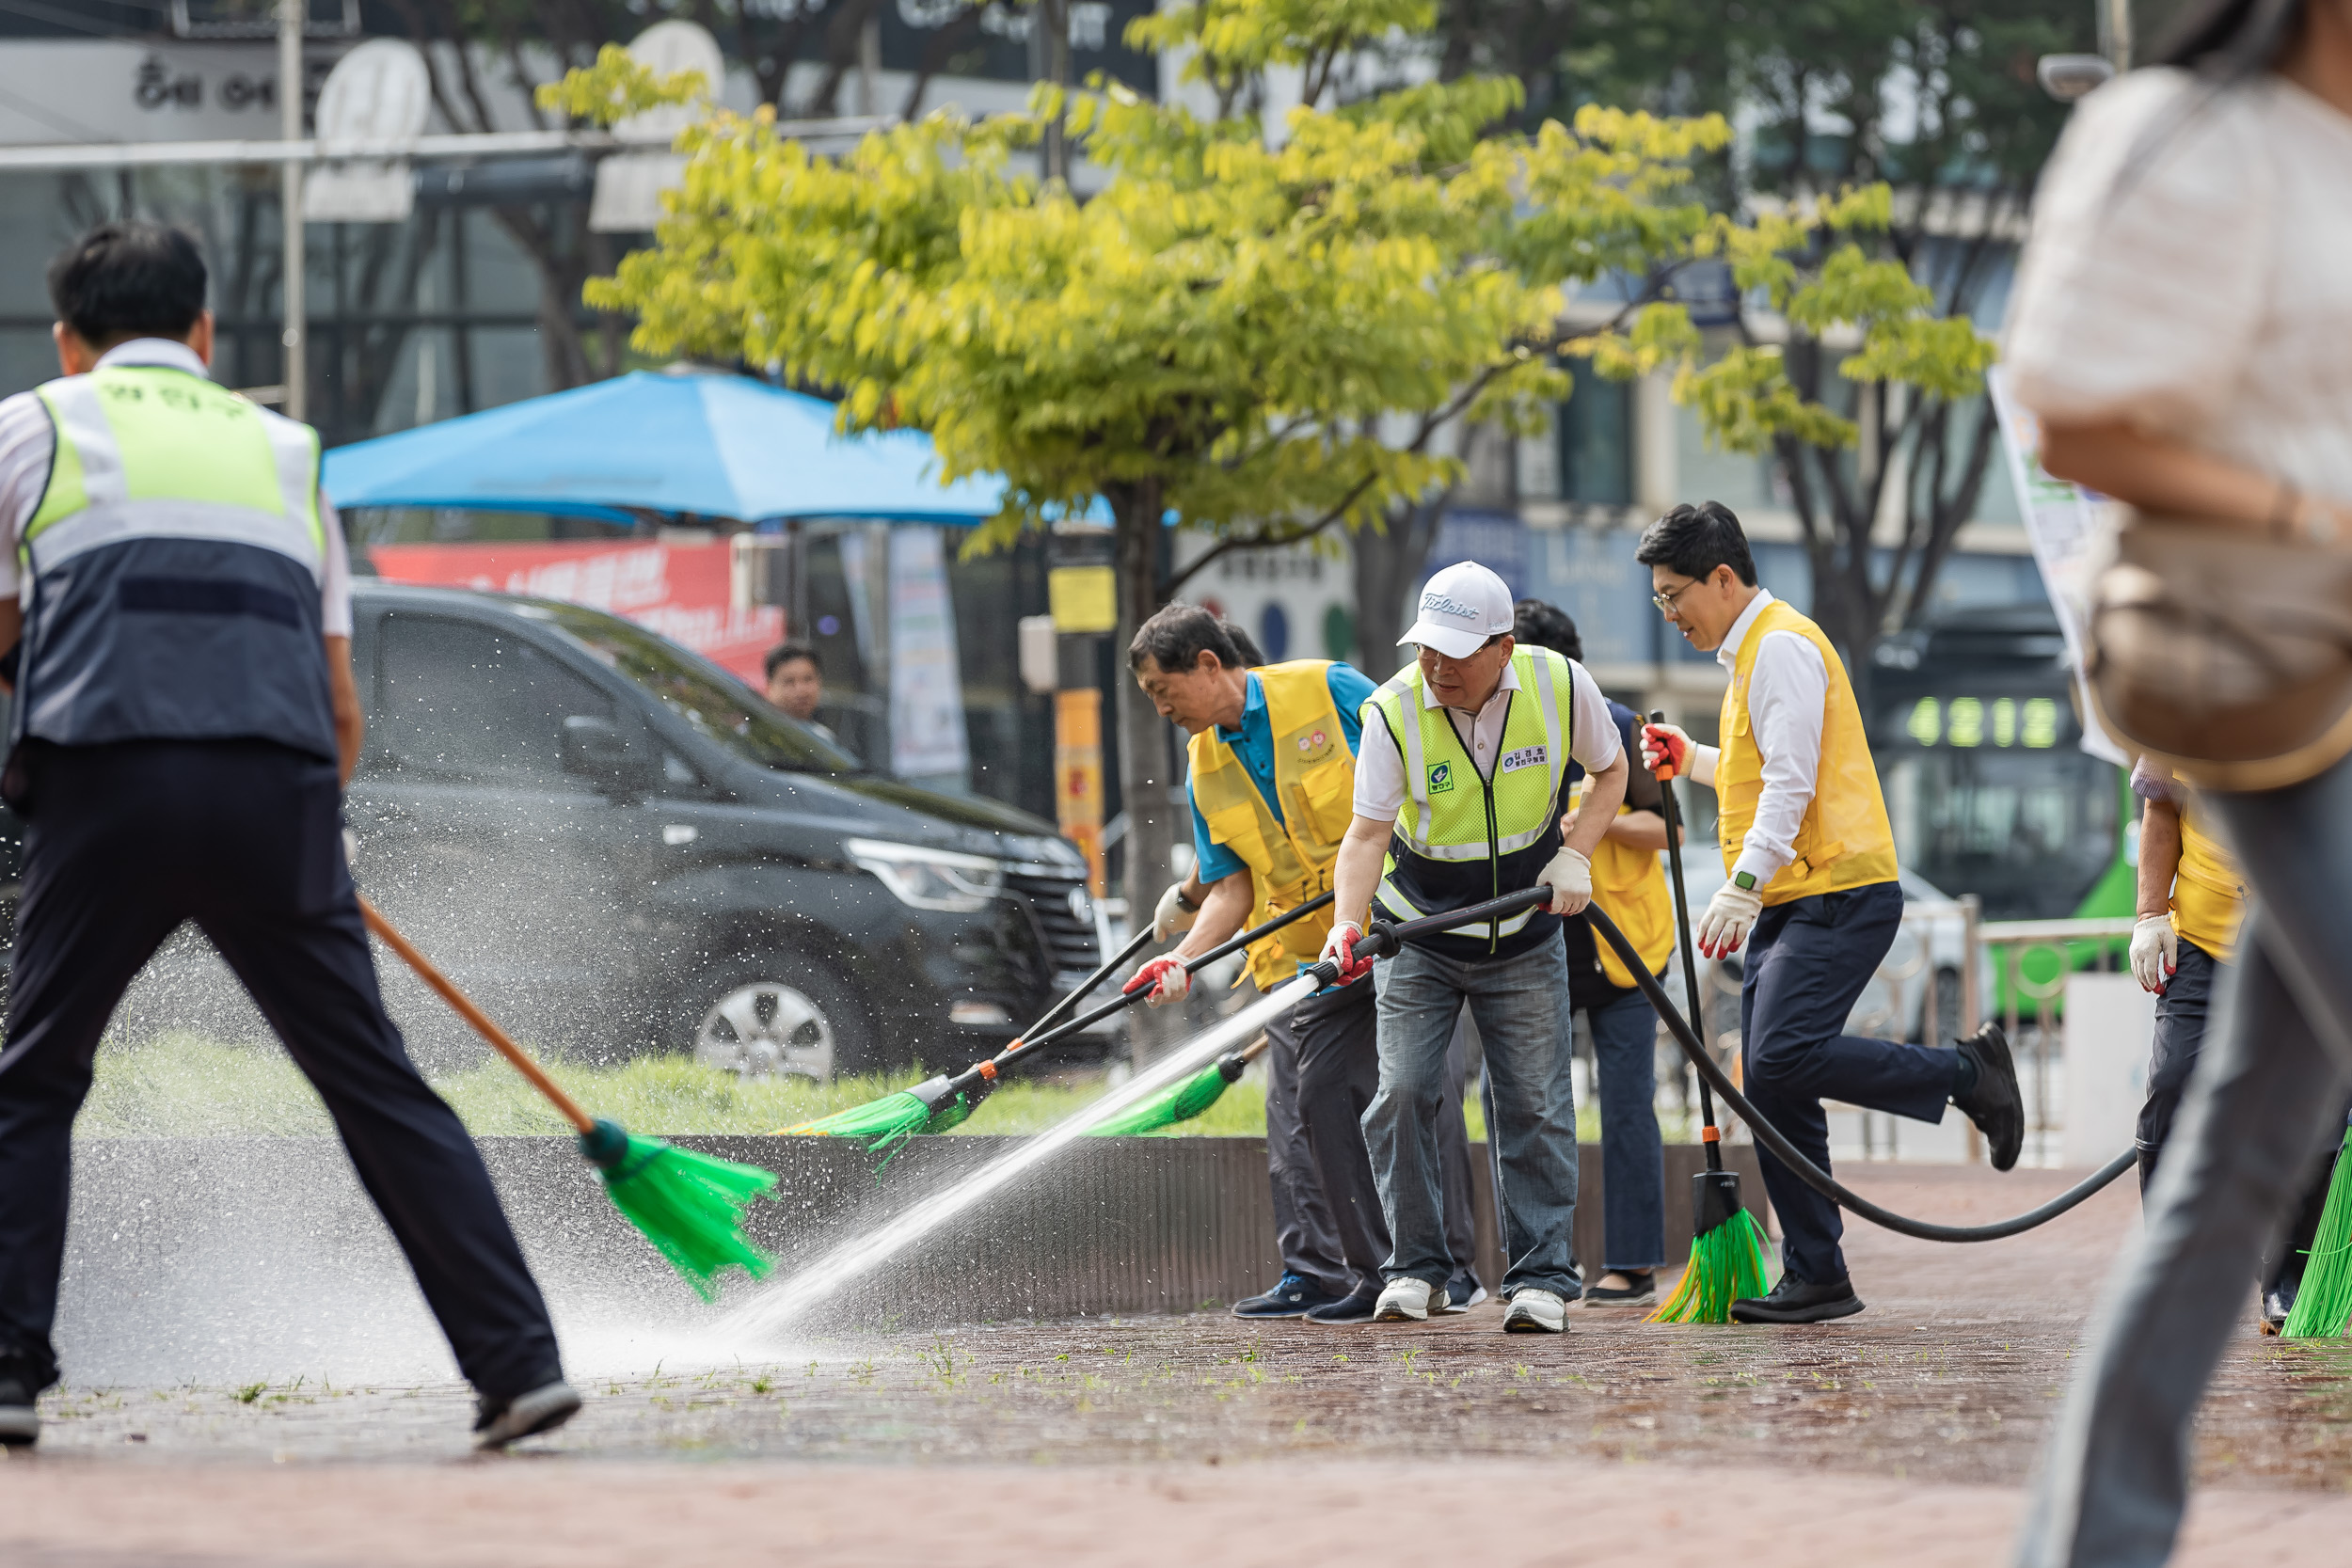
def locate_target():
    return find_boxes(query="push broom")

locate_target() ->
[358,895,778,1302]
[1640,714,1773,1324]
[788,894,1336,1153]
[1088,1031,1273,1137]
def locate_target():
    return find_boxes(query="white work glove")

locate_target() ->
[1152,880,1199,941]
[1318,921,1372,985]
[2129,913,2178,993]
[1120,955,1191,1008]
[1539,846,1593,916]
[1696,882,1764,958]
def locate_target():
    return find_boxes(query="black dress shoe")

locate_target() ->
[2263,1282,2296,1335]
[1730,1274,1866,1324]
[1953,1022,2025,1172]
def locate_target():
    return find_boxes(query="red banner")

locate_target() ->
[366,541,783,683]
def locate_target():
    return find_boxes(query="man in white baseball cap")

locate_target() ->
[1321,560,1629,1333]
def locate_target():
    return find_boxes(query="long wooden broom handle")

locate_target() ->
[357,894,597,1136]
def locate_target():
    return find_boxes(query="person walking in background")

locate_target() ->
[2128,760,2344,1334]
[0,223,573,1449]
[1128,605,1483,1323]
[2003,0,2352,1555]
[1638,502,2026,1324]
[762,640,838,745]
[1327,561,1630,1334]
[1512,598,1673,1308]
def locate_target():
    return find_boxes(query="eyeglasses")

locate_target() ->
[1650,579,1702,618]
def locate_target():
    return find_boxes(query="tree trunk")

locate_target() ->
[1112,479,1182,1062]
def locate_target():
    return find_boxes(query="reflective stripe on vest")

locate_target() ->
[2172,807,2245,963]
[1576,778,1676,989]
[1186,661,1354,990]
[27,366,323,576]
[1365,645,1573,955]
[18,365,336,758]
[1715,599,1898,905]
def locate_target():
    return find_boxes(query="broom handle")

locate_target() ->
[358,895,598,1137]
[1649,710,1724,1175]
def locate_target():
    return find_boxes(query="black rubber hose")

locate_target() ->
[1582,904,2137,1243]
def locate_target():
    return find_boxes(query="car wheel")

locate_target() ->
[672,952,871,1081]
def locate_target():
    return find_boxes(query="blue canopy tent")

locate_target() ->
[321,367,1014,526]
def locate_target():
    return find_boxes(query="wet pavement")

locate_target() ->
[8,1162,2352,1565]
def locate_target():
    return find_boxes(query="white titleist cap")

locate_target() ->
[1399,561,1515,658]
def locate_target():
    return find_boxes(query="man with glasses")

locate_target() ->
[1325,561,1629,1333]
[1635,501,2025,1323]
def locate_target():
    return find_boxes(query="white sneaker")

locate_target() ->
[1502,1288,1569,1334]
[1372,1276,1439,1323]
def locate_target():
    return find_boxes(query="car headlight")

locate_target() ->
[845,838,1004,912]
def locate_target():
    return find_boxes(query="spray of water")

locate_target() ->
[720,974,1320,1343]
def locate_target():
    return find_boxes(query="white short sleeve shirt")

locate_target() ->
[1354,655,1623,819]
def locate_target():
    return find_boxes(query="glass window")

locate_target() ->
[375,614,614,784]
[1559,375,1632,505]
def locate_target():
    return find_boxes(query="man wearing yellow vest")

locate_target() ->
[1127,604,1482,1323]
[2128,761,2345,1332]
[1514,598,1677,1308]
[0,226,572,1449]
[1637,502,2024,1324]
[1327,561,1629,1334]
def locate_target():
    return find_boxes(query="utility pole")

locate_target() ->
[279,0,307,420]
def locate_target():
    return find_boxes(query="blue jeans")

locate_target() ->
[2018,754,2352,1568]
[1366,938,1580,1298]
[1740,880,1963,1286]
[1586,981,1667,1272]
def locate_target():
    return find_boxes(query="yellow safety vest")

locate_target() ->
[1717,598,1899,904]
[1186,661,1356,989]
[1363,645,1575,958]
[1576,777,1676,988]
[2171,807,2245,963]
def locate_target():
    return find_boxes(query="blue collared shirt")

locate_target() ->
[1189,663,1377,885]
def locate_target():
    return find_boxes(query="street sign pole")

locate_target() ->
[279,0,307,420]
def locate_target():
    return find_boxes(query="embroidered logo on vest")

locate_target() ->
[1427,762,1454,794]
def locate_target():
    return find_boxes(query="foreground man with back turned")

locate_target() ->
[0,224,574,1448]
[1637,501,2025,1323]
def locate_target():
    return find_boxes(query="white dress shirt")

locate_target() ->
[0,338,353,637]
[1354,655,1622,819]
[1713,588,1827,888]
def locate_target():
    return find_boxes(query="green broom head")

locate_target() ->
[1088,1053,1246,1138]
[580,1117,779,1302]
[1648,1168,1773,1325]
[781,1072,975,1153]
[2283,1126,2352,1338]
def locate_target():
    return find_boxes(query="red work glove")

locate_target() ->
[1121,955,1192,1008]
[1317,921,1372,985]
[1641,721,1692,778]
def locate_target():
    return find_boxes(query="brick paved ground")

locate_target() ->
[6,1162,2350,1565]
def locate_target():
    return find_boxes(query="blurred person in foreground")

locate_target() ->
[1128,605,1484,1322]
[2127,761,2344,1334]
[2002,0,2352,1560]
[0,224,571,1449]
[1327,561,1629,1333]
[1513,599,1675,1308]
[1639,502,2025,1323]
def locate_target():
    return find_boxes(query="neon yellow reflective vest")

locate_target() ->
[19,361,333,757]
[1363,645,1576,960]
[1716,598,1899,904]
[1186,661,1356,990]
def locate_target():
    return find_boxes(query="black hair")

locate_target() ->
[2152,0,2305,76]
[764,640,820,680]
[47,222,208,347]
[1127,602,1242,674]
[1219,618,1266,668]
[1512,599,1581,663]
[1635,500,1757,588]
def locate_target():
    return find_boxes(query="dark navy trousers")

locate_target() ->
[1739,880,1960,1285]
[0,739,561,1398]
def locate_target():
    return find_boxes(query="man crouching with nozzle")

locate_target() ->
[1326,561,1628,1334]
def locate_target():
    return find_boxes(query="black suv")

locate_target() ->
[328,581,1100,1076]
